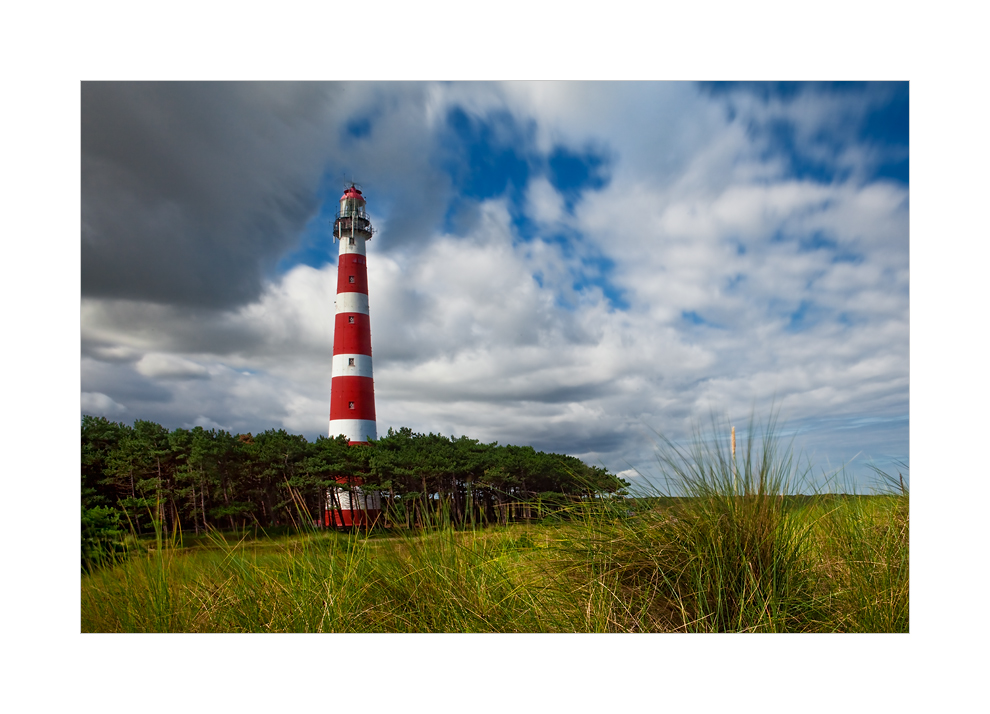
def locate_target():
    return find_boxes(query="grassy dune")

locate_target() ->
[80,496,907,633]
[81,425,908,633]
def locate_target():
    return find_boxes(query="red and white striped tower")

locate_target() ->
[326,185,381,527]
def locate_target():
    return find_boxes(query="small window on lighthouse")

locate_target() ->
[349,237,355,245]
[348,275,355,283]
[348,316,355,324]
[348,401,355,409]
[348,358,355,366]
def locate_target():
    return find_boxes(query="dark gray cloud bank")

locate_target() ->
[83,82,342,307]
[81,82,909,490]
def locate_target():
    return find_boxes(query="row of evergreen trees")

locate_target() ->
[82,415,629,541]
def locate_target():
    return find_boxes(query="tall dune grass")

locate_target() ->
[551,417,908,632]
[81,420,907,633]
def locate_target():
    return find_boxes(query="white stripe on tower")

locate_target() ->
[336,292,369,315]
[331,353,374,379]
[328,419,378,444]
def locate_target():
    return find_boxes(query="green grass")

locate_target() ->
[82,421,908,633]
[83,525,560,632]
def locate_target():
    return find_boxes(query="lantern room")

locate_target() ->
[333,184,375,241]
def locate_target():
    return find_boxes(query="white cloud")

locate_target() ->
[135,353,209,379]
[525,175,566,225]
[184,416,232,432]
[81,392,127,416]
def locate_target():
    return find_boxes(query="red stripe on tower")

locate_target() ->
[332,313,373,355]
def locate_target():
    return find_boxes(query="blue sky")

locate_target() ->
[80,81,909,492]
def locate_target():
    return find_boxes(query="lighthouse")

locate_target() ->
[326,185,381,527]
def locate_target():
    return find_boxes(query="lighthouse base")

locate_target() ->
[324,508,382,528]
[325,483,382,529]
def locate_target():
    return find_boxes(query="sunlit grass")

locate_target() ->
[82,420,907,633]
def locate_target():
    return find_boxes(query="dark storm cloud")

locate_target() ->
[528,428,631,457]
[82,82,348,308]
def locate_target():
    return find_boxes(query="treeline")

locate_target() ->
[82,415,628,539]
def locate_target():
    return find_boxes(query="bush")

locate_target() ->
[81,505,127,572]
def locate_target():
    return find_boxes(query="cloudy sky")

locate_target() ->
[80,81,908,490]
